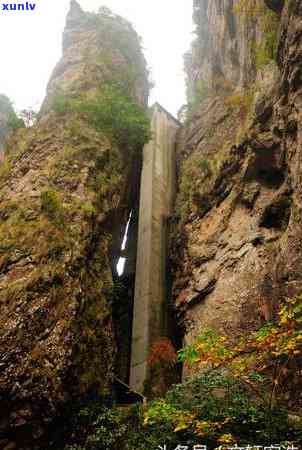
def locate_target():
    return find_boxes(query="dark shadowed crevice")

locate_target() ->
[166,246,184,384]
[244,150,285,189]
[112,209,138,385]
[256,167,285,188]
[260,195,292,231]
[107,152,142,393]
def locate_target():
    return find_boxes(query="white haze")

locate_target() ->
[0,0,193,116]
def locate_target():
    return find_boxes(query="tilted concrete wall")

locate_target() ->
[130,103,181,393]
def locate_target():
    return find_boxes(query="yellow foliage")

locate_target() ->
[218,433,236,444]
[173,413,195,433]
[180,294,302,408]
[195,420,211,437]
[233,0,264,17]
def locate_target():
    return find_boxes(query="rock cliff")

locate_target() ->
[172,0,302,404]
[0,2,149,448]
[185,0,280,103]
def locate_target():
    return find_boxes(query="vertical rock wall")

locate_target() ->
[0,2,149,447]
[185,0,279,103]
[171,0,302,396]
[130,104,180,393]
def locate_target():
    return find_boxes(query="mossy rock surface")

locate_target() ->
[0,2,149,448]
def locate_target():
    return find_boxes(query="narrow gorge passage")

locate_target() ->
[129,103,181,393]
[110,102,182,399]
[3,0,302,447]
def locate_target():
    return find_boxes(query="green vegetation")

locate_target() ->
[253,4,279,70]
[233,0,263,15]
[0,94,24,130]
[223,84,257,146]
[224,89,254,112]
[61,295,302,449]
[7,113,25,130]
[61,374,297,449]
[41,189,65,227]
[0,159,12,181]
[196,158,212,176]
[234,0,280,69]
[142,373,289,446]
[0,7,152,441]
[184,1,280,124]
[52,95,69,115]
[53,83,151,151]
[176,154,216,223]
[176,295,302,443]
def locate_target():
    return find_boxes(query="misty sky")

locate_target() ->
[0,0,193,116]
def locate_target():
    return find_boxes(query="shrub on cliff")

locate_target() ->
[41,189,65,227]
[176,155,215,223]
[61,295,302,448]
[53,83,151,151]
[7,113,25,130]
[0,94,24,130]
[61,371,295,449]
[234,0,280,69]
[176,295,302,444]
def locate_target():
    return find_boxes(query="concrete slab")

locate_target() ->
[129,104,181,393]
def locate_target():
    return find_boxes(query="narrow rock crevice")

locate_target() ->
[109,153,142,388]
[259,194,292,231]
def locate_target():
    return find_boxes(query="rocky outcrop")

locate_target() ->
[172,0,302,405]
[185,0,281,104]
[0,2,149,448]
[0,95,20,161]
[42,0,148,112]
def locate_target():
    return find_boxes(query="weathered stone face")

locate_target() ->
[172,0,302,404]
[0,2,149,447]
[43,0,148,113]
[185,0,265,103]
